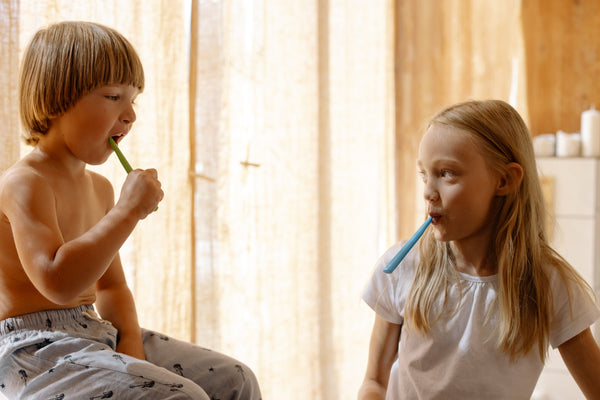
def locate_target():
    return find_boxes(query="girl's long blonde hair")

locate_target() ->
[405,99,595,362]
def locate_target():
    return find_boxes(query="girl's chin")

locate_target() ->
[431,229,450,242]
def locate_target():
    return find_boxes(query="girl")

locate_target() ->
[358,100,600,399]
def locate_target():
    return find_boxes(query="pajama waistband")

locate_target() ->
[0,304,95,336]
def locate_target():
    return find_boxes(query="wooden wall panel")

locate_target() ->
[522,0,600,136]
[394,0,520,238]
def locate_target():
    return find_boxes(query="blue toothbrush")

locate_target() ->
[383,216,433,274]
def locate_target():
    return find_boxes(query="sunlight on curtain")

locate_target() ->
[1,0,396,398]
[15,0,194,341]
[0,0,20,171]
[192,1,396,398]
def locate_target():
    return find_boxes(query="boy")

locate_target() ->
[0,21,261,399]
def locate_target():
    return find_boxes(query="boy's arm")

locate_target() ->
[559,327,600,398]
[1,167,162,305]
[357,315,401,400]
[95,254,145,360]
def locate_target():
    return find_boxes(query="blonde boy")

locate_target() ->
[0,21,261,399]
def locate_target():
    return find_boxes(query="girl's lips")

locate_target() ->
[429,213,442,224]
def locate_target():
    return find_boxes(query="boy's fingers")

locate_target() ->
[130,168,159,181]
[141,168,158,179]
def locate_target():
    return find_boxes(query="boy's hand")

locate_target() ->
[116,333,146,360]
[116,168,163,219]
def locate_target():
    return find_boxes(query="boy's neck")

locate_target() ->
[31,142,87,178]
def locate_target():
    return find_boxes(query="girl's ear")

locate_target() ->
[496,162,524,196]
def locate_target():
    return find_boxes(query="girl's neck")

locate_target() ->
[451,241,497,277]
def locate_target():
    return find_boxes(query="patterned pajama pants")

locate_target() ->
[0,305,262,400]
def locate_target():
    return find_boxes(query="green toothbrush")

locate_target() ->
[109,137,158,211]
[109,137,133,173]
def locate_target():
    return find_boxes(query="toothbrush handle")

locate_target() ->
[383,216,433,274]
[109,137,158,212]
[109,137,133,173]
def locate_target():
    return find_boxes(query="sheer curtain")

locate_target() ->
[10,0,195,342]
[0,0,19,171]
[0,1,395,398]
[191,1,395,398]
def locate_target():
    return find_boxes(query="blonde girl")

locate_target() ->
[359,100,600,399]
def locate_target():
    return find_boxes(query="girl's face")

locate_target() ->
[417,124,502,248]
[48,84,138,165]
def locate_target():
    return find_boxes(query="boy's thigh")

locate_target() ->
[4,335,210,400]
[142,330,261,399]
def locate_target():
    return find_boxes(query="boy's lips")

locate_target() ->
[110,132,127,144]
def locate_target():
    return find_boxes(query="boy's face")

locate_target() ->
[49,84,139,165]
[417,124,501,247]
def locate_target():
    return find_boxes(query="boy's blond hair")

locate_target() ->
[406,99,596,362]
[18,21,145,145]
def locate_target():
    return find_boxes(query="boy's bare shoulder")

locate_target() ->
[0,160,53,204]
[87,169,113,187]
[87,169,115,209]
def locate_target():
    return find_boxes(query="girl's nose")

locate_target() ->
[423,181,439,202]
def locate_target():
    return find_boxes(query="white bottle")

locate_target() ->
[581,106,600,157]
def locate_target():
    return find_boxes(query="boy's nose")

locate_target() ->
[121,105,137,125]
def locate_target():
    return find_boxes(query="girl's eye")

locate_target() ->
[441,170,455,179]
[105,95,119,101]
[418,170,427,181]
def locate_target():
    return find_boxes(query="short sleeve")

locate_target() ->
[362,241,418,325]
[548,268,600,348]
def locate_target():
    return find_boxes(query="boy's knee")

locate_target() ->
[161,392,210,400]
[229,362,262,400]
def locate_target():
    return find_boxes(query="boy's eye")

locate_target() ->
[105,95,119,101]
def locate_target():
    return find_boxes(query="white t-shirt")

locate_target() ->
[362,242,600,400]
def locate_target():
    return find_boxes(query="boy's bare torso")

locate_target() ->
[0,150,109,320]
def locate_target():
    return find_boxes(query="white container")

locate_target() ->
[581,106,600,157]
[555,131,581,157]
[533,134,556,157]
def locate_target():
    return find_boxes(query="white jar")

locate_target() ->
[581,106,600,157]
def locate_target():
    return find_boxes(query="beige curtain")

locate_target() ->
[4,1,194,340]
[1,1,396,398]
[0,0,20,171]
[192,1,396,398]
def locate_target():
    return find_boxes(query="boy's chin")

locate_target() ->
[87,155,112,166]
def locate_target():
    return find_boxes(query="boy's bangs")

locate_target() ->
[53,24,145,120]
[64,22,145,105]
[19,22,146,145]
[92,33,145,91]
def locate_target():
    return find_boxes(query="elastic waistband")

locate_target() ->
[0,305,95,336]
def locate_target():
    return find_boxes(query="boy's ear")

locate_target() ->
[496,162,524,196]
